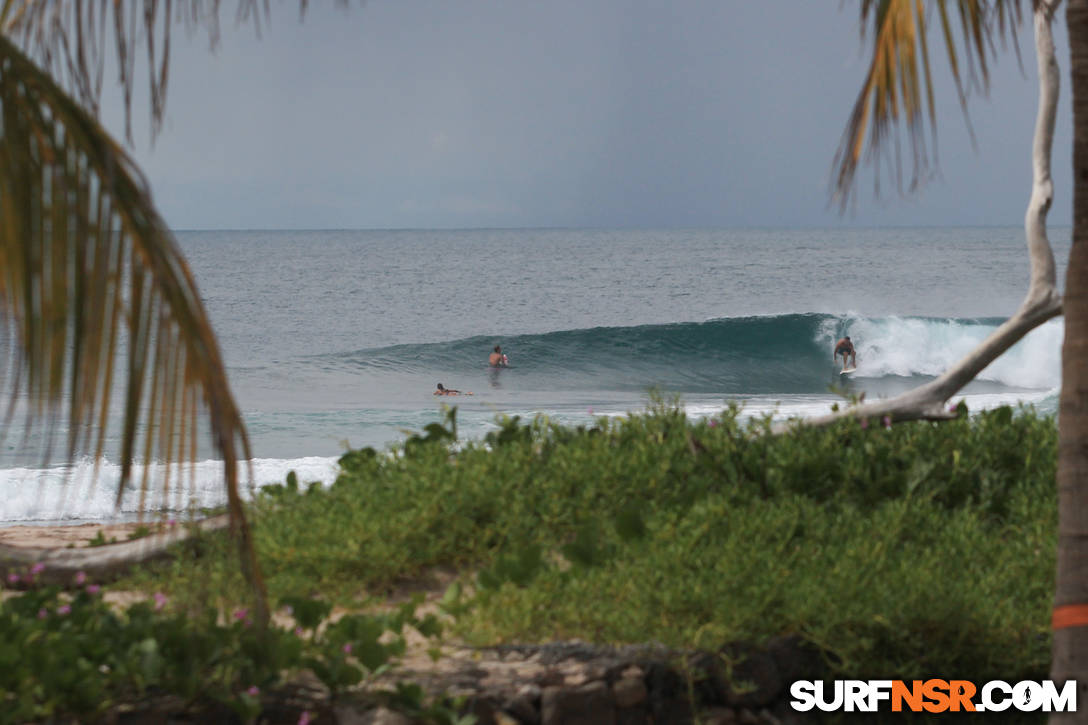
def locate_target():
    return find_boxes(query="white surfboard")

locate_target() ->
[840,367,857,376]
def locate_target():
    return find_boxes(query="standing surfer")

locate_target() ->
[834,336,856,372]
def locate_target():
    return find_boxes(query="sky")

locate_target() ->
[98,1,1073,231]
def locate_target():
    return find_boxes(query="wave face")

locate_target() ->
[326,314,1062,394]
[3,313,1062,522]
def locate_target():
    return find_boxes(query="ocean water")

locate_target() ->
[0,227,1070,523]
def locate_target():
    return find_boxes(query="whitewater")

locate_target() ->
[0,227,1070,523]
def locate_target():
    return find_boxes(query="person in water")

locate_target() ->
[435,383,472,396]
[834,336,857,371]
[488,345,508,368]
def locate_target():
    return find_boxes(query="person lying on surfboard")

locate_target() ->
[834,336,856,372]
[488,345,509,368]
[435,383,472,396]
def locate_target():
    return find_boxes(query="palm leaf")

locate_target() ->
[0,33,265,618]
[0,0,346,143]
[0,0,239,142]
[834,0,1028,208]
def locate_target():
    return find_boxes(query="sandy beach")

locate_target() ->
[0,522,151,549]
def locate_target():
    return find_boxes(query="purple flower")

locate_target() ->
[246,685,259,696]
[882,415,892,429]
[860,418,869,430]
[295,626,304,637]
[37,608,47,619]
[57,604,71,616]
[6,573,18,585]
[154,592,168,611]
[86,584,101,595]
[587,407,594,415]
[30,563,45,575]
[708,419,718,428]
[298,712,312,725]
[949,404,958,413]
[342,643,353,654]
[233,608,248,621]
[167,519,177,527]
[74,571,86,586]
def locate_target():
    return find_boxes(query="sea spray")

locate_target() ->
[0,455,339,524]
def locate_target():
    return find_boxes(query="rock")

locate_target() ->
[503,692,541,724]
[765,635,827,685]
[686,651,727,705]
[615,706,649,725]
[563,671,590,687]
[464,694,503,725]
[541,681,615,725]
[612,676,648,708]
[517,683,543,701]
[493,712,521,725]
[721,647,781,707]
[534,668,565,688]
[502,683,542,724]
[645,663,693,724]
[581,663,609,681]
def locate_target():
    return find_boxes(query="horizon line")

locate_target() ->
[167,222,1052,234]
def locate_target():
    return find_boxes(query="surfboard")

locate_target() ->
[840,367,857,376]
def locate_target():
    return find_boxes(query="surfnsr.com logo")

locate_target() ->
[789,680,1077,713]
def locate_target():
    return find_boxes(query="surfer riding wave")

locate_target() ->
[834,336,856,372]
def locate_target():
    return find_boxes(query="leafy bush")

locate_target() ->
[126,403,1058,688]
[0,575,443,723]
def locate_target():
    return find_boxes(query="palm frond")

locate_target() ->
[834,0,1029,209]
[0,1,356,144]
[0,0,258,142]
[0,33,265,616]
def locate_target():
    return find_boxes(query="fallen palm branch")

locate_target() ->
[0,514,229,586]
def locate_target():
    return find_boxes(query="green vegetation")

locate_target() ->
[122,402,1057,687]
[87,530,115,548]
[0,576,448,723]
[126,525,154,541]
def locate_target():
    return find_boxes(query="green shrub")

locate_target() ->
[0,574,443,723]
[126,403,1058,689]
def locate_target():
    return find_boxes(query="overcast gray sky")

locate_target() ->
[101,1,1072,231]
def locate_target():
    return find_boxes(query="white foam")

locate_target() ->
[817,316,1063,389]
[0,455,340,524]
[688,389,1057,424]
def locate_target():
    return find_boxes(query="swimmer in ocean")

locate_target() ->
[488,345,508,368]
[435,383,472,396]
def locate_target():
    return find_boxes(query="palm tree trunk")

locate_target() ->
[1052,1,1088,721]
